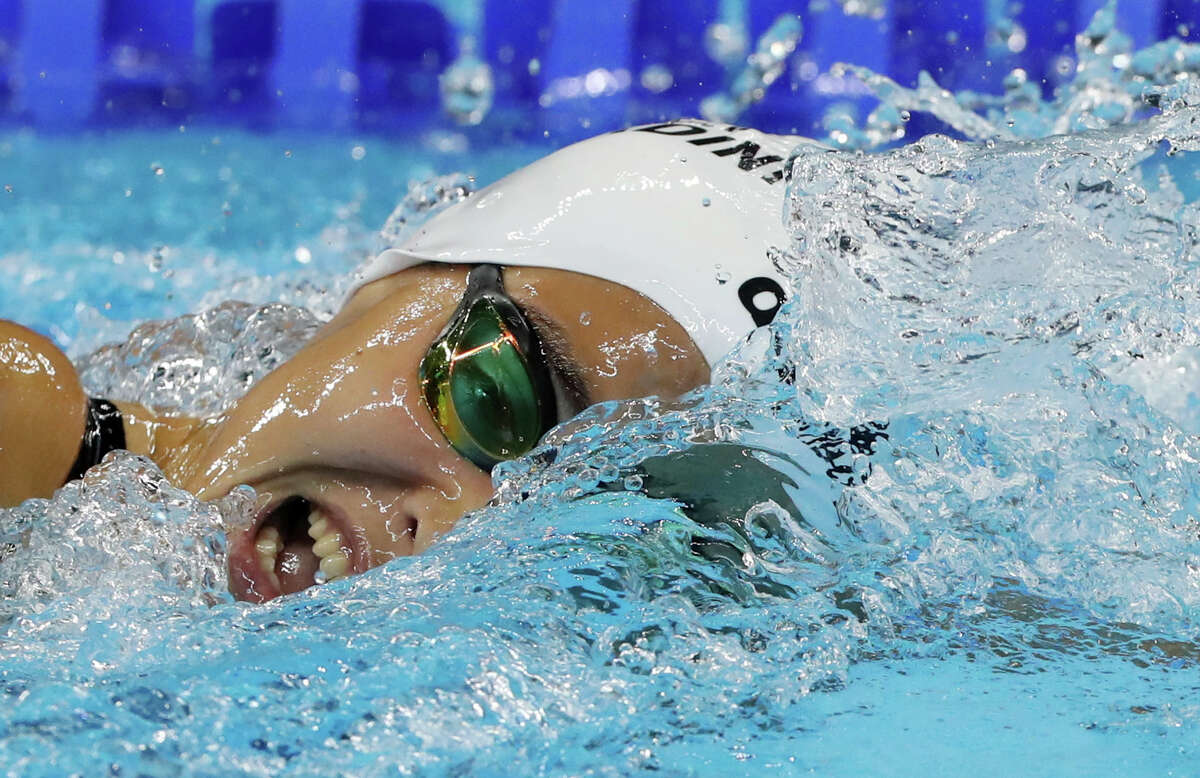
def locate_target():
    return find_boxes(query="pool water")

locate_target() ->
[5,3,1200,777]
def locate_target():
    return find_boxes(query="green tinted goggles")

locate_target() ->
[420,265,575,471]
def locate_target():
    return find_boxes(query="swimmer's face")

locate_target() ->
[172,265,709,602]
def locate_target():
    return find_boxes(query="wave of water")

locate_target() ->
[4,6,1200,776]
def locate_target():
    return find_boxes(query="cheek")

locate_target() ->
[410,477,493,554]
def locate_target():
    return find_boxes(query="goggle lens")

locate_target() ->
[420,296,545,470]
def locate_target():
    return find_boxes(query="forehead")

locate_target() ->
[501,266,710,402]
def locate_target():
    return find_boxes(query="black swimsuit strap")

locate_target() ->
[66,398,127,483]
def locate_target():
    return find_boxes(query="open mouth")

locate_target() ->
[228,495,366,602]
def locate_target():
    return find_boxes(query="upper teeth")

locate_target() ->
[252,505,353,591]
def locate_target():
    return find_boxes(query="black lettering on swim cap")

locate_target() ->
[635,122,707,136]
[738,277,786,327]
[711,140,784,171]
[687,135,735,146]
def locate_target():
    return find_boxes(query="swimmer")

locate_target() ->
[0,120,820,602]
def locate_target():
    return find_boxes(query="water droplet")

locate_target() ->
[440,53,495,126]
[283,149,292,158]
[293,246,312,264]
[575,467,601,490]
[899,110,911,122]
[148,245,167,272]
[640,64,675,94]
[579,311,591,325]
[151,163,164,176]
[701,197,712,207]
[704,21,749,65]
[351,145,366,161]
[623,474,644,491]
[3,184,10,193]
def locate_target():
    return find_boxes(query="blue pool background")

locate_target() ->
[1,0,1198,138]
[4,1,1200,776]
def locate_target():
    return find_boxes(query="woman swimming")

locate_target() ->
[0,120,819,602]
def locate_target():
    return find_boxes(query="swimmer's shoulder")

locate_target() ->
[0,320,88,505]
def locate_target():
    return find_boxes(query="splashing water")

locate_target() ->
[6,9,1200,777]
[701,13,804,124]
[377,173,475,252]
[783,92,1200,629]
[828,0,1200,149]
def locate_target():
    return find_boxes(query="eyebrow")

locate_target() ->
[519,303,592,413]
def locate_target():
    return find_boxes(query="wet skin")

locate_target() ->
[0,323,89,505]
[110,264,711,601]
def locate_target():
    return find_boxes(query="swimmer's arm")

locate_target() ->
[0,320,88,507]
[0,321,204,508]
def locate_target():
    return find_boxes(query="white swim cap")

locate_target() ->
[352,120,827,364]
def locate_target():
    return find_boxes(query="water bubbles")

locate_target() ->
[293,246,312,265]
[578,311,591,325]
[150,162,164,176]
[350,144,366,161]
[77,301,320,415]
[0,452,229,625]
